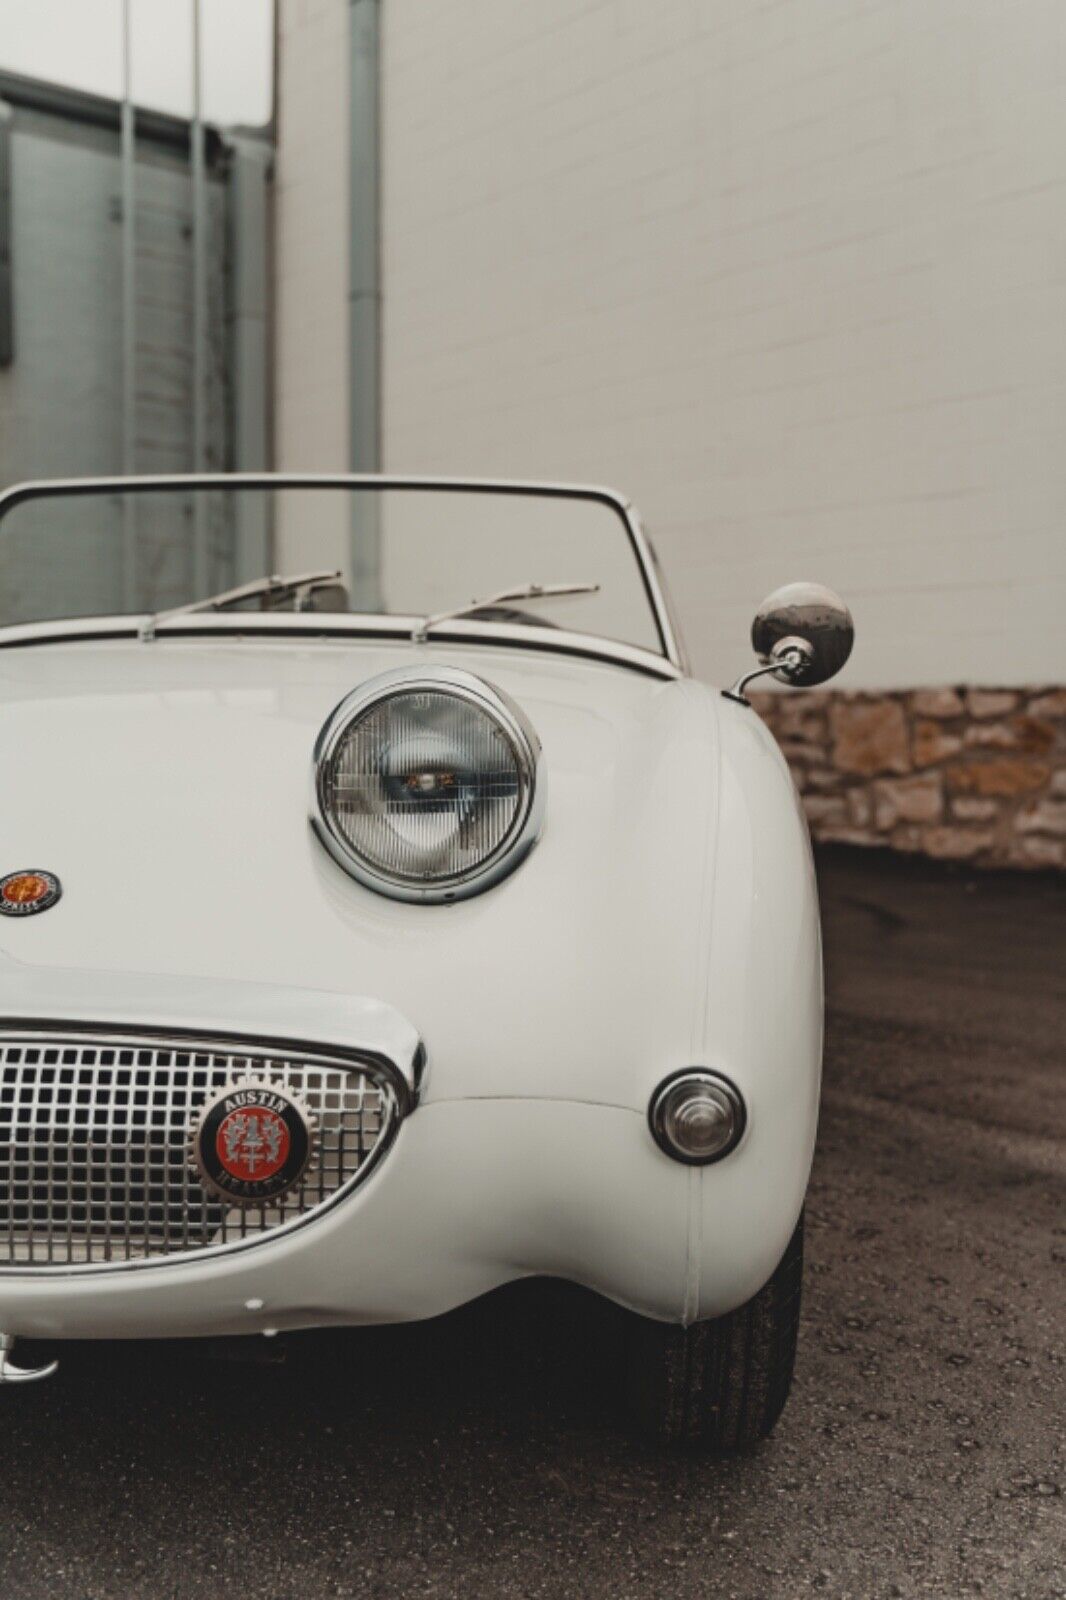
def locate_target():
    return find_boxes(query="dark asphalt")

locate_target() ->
[0,847,1063,1600]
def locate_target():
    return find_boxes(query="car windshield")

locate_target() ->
[0,479,666,656]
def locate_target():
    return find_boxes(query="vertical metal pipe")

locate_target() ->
[348,0,382,609]
[0,101,15,370]
[120,0,136,609]
[190,0,208,592]
[227,135,272,581]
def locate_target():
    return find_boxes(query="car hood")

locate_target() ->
[0,636,725,1110]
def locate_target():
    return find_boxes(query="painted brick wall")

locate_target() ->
[380,0,1066,691]
[274,0,349,474]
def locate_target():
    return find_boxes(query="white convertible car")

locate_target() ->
[0,475,852,1449]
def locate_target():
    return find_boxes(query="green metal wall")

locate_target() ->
[0,72,270,621]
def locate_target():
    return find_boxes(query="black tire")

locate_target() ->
[623,1212,803,1450]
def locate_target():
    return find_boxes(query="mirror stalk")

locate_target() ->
[723,638,813,706]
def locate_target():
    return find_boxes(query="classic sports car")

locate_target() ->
[0,474,852,1449]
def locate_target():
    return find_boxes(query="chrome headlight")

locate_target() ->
[312,667,544,902]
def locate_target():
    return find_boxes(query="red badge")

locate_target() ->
[193,1082,314,1205]
[216,1105,291,1184]
[0,870,62,917]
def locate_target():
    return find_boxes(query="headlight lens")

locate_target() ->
[313,669,543,901]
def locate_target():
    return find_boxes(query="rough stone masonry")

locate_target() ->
[748,687,1066,871]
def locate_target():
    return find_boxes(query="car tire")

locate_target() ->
[623,1211,804,1450]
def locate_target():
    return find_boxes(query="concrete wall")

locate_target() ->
[379,0,1066,691]
[274,0,349,472]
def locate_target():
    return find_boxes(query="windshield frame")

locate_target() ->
[0,472,686,674]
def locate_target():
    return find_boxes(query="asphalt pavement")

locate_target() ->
[0,846,1062,1599]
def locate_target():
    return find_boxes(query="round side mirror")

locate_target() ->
[751,582,854,687]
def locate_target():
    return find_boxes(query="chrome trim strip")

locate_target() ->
[0,971,425,1101]
[0,472,686,673]
[0,613,683,681]
[0,1025,415,1278]
[312,665,545,904]
[0,1013,424,1110]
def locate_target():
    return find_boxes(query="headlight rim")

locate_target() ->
[311,665,544,903]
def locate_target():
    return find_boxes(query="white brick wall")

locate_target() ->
[274,0,349,475]
[380,0,1066,688]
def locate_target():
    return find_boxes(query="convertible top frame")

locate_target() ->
[0,473,689,677]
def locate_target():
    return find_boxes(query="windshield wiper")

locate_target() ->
[140,573,599,644]
[411,582,600,644]
[139,570,342,642]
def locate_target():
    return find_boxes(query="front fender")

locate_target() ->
[683,688,822,1319]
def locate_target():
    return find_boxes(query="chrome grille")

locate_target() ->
[0,1032,399,1268]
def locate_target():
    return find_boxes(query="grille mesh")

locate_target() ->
[0,1033,397,1267]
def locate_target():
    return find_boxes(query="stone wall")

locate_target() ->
[748,688,1066,871]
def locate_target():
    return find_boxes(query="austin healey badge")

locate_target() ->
[0,869,62,917]
[193,1082,315,1205]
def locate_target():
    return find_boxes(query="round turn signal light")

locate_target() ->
[648,1069,746,1165]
